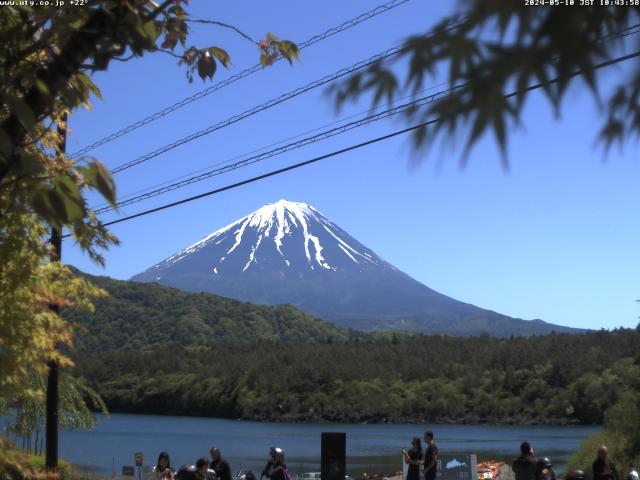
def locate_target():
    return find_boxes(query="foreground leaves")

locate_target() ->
[0,208,106,400]
[331,1,640,162]
[0,1,297,408]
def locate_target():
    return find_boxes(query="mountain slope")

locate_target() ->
[64,272,356,352]
[132,200,580,336]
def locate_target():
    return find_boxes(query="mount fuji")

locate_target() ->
[132,200,578,336]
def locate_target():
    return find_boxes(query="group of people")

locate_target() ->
[402,431,439,480]
[513,442,638,480]
[512,442,558,480]
[151,446,290,480]
[148,436,637,480]
[402,435,638,480]
[151,448,234,480]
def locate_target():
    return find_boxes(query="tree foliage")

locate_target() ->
[0,436,74,480]
[331,2,640,162]
[72,321,640,425]
[64,274,640,425]
[568,388,640,477]
[0,1,298,407]
[2,373,108,455]
[63,272,358,350]
[0,209,105,400]
[0,0,298,252]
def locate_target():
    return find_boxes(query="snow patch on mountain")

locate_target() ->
[161,199,384,273]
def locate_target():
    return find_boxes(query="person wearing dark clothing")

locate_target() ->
[512,442,539,480]
[209,448,232,480]
[261,462,273,480]
[593,446,619,480]
[177,459,215,480]
[201,458,217,480]
[261,448,277,480]
[423,431,439,480]
[537,457,557,480]
[176,465,197,480]
[403,437,423,480]
[153,452,175,480]
[267,448,288,480]
[269,467,286,480]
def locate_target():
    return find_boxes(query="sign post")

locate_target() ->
[436,454,477,480]
[135,452,144,480]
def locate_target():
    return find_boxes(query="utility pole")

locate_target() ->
[45,112,67,471]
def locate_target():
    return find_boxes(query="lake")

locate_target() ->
[6,414,600,478]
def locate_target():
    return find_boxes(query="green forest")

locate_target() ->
[73,330,640,425]
[64,272,359,351]
[66,274,640,426]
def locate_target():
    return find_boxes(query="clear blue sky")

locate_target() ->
[65,1,640,330]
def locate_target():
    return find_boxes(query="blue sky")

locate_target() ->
[65,1,640,330]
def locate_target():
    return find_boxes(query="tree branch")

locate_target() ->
[186,19,258,45]
[155,48,184,59]
[112,54,135,62]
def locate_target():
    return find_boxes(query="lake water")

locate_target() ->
[5,414,600,478]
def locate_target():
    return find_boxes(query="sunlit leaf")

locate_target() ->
[209,47,230,68]
[89,161,117,206]
[142,19,160,44]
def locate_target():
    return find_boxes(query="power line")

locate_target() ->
[107,18,463,176]
[71,48,640,235]
[107,43,406,174]
[90,81,451,211]
[91,22,640,211]
[97,19,639,176]
[96,121,438,229]
[67,0,413,159]
[94,85,461,214]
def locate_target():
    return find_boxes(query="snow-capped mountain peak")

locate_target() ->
[132,199,577,336]
[149,200,387,278]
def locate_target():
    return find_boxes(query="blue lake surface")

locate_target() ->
[3,414,600,477]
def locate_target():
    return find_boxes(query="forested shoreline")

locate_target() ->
[64,274,640,426]
[74,328,640,425]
